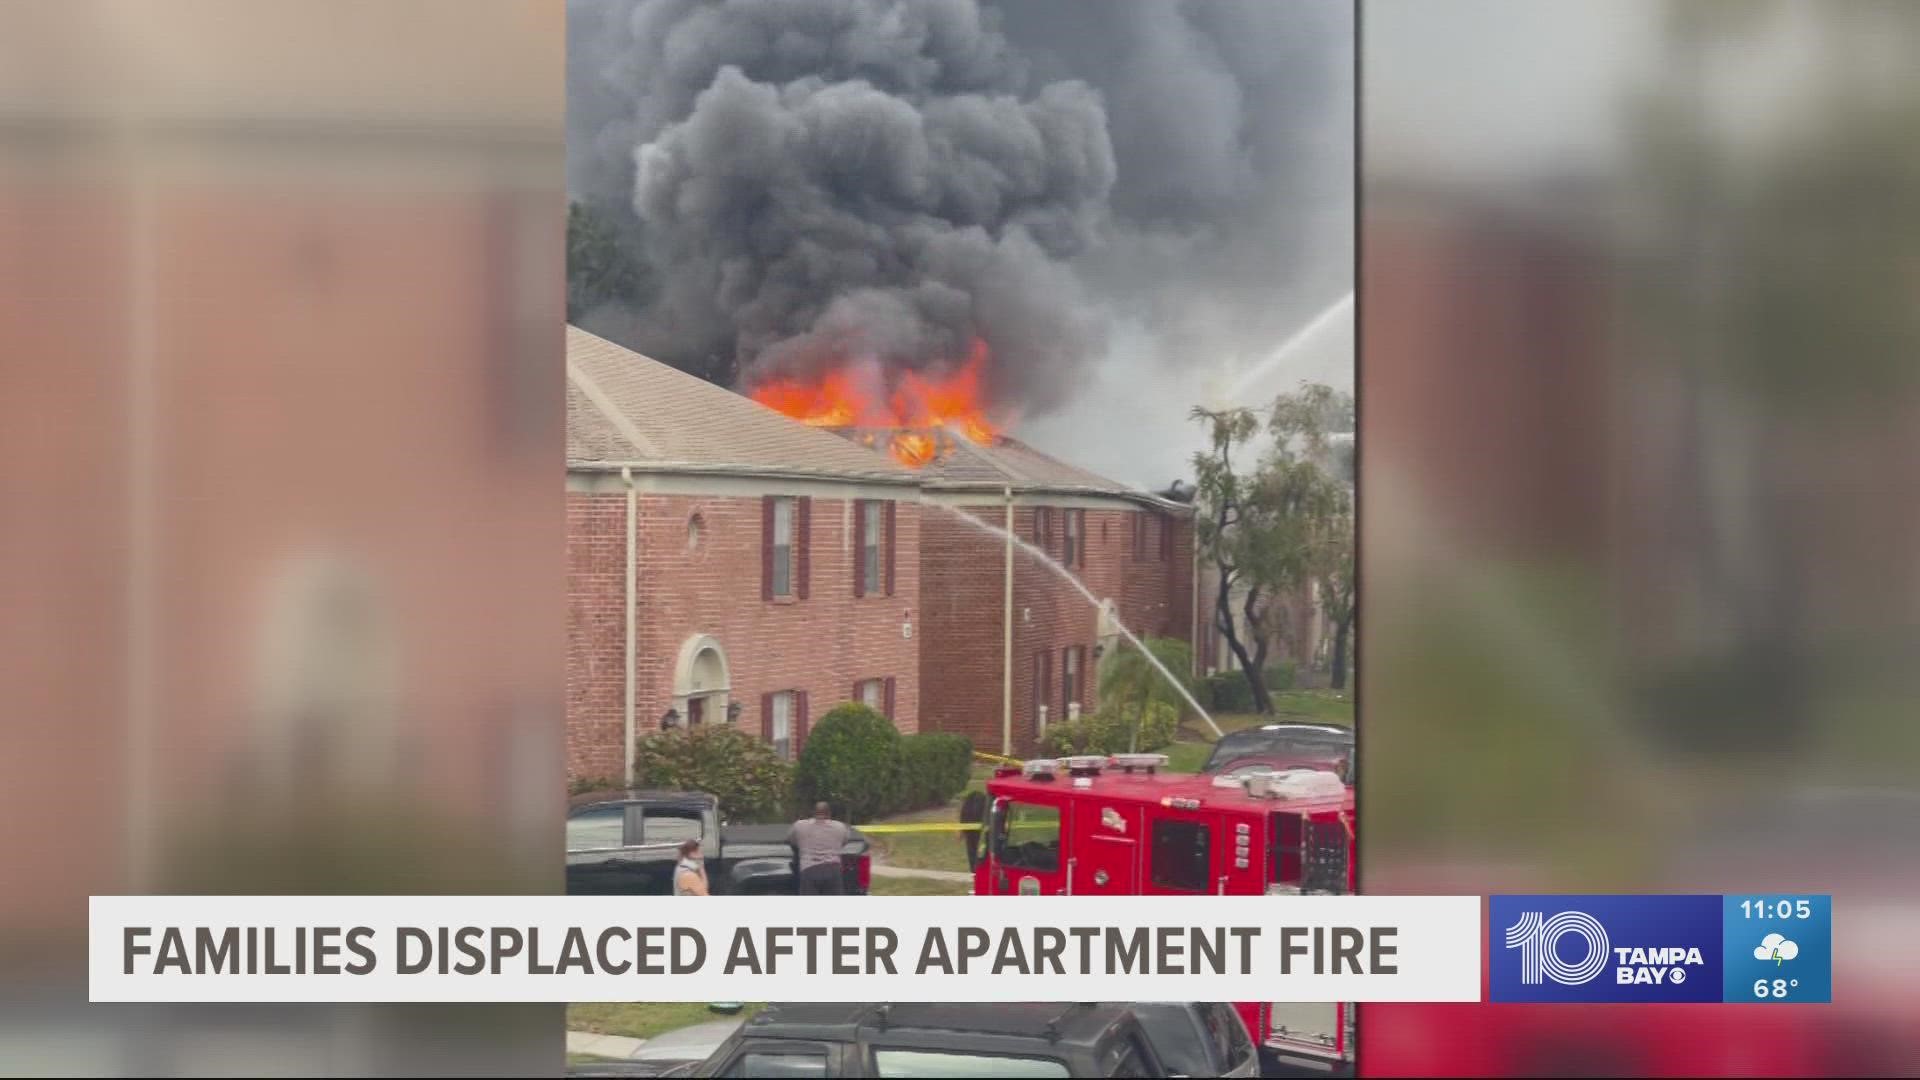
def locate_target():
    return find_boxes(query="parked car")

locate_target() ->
[1127,1002,1261,1078]
[1200,723,1354,785]
[688,1002,1169,1077]
[566,790,870,896]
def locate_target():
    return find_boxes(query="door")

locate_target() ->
[1070,801,1142,894]
[687,696,705,726]
[989,795,1069,896]
[1143,807,1229,897]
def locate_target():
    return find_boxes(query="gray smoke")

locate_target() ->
[569,0,1350,420]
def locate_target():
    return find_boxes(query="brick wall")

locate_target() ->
[566,492,628,781]
[915,502,1010,753]
[918,499,1195,757]
[566,484,921,780]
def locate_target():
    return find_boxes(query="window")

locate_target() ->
[1032,506,1052,552]
[1128,1005,1208,1077]
[1270,811,1303,887]
[1061,646,1082,713]
[1106,1036,1157,1079]
[1132,513,1148,561]
[765,691,794,760]
[873,1049,1069,1078]
[1150,819,1212,892]
[1199,1003,1234,1071]
[1063,509,1083,567]
[770,498,793,597]
[1214,1002,1256,1069]
[996,801,1061,873]
[1032,649,1052,733]
[853,677,896,719]
[637,807,704,846]
[565,805,623,852]
[860,500,883,596]
[723,1050,828,1078]
[763,496,810,600]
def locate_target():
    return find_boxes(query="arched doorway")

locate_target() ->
[672,634,731,729]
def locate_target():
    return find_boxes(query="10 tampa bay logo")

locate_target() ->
[1489,896,1723,1003]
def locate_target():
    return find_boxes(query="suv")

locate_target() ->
[690,1002,1167,1078]
[1128,1003,1260,1078]
[1200,722,1354,785]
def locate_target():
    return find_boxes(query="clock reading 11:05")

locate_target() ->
[1739,899,1812,919]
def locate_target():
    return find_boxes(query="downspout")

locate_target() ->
[622,466,637,787]
[1002,484,1014,756]
[1190,509,1202,678]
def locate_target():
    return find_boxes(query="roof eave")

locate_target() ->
[568,459,923,487]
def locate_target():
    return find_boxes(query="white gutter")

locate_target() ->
[622,465,638,787]
[569,460,920,488]
[1002,483,1014,756]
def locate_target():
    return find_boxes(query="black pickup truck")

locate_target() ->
[565,789,870,896]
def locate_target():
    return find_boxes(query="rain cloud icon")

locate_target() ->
[1755,933,1800,964]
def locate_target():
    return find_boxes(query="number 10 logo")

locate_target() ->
[1505,911,1611,986]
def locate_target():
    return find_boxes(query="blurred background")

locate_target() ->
[1361,0,1920,1075]
[0,1,564,1075]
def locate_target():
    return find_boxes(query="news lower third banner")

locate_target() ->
[92,896,1480,1003]
[90,894,1832,1004]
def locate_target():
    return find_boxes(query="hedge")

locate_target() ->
[898,732,974,813]
[792,704,903,823]
[631,724,793,823]
[1039,700,1178,756]
[1202,662,1297,712]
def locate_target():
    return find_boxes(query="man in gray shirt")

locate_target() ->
[787,801,851,896]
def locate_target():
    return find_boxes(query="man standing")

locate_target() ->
[786,801,850,896]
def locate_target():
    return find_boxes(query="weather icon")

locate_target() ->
[1755,933,1800,966]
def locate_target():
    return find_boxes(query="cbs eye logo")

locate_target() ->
[1504,911,1610,986]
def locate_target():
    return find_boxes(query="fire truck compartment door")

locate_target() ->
[1070,802,1142,893]
[1265,1002,1346,1062]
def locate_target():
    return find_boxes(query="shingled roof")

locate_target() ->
[566,327,916,485]
[830,426,1185,510]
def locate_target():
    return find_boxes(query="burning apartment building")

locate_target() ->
[565,326,1194,779]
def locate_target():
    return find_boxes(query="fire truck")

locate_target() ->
[964,752,1358,1076]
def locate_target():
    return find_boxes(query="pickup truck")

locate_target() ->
[688,1002,1169,1077]
[565,789,871,896]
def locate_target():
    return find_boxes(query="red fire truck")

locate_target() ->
[965,753,1358,1076]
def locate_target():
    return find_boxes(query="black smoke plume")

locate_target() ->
[569,0,1350,418]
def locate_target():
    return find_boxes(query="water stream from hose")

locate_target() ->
[928,501,1222,739]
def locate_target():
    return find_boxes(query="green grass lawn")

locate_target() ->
[860,764,992,875]
[567,1001,762,1041]
[869,874,971,895]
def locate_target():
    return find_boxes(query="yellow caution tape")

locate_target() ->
[855,822,984,835]
[972,750,1024,767]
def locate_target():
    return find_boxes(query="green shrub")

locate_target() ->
[1201,663,1297,711]
[1204,670,1255,712]
[631,725,793,823]
[1038,700,1178,756]
[568,775,620,797]
[898,732,974,811]
[793,703,903,823]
